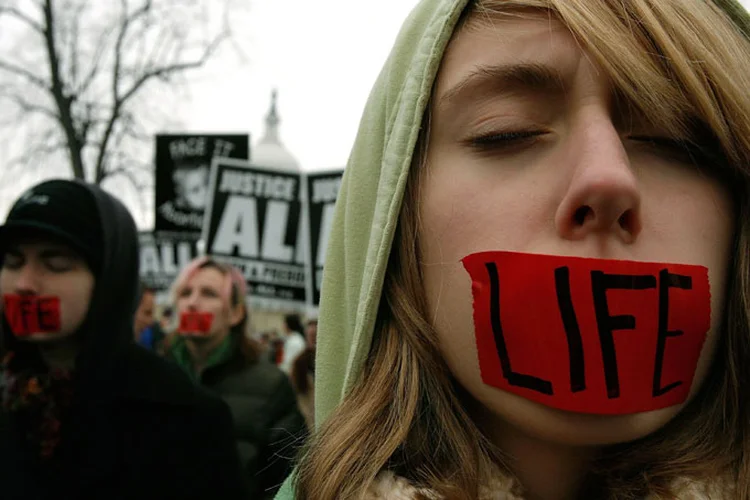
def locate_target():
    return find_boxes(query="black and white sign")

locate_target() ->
[138,232,200,291]
[203,159,306,307]
[305,169,344,306]
[155,134,249,234]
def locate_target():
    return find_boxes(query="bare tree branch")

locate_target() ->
[42,0,85,179]
[93,0,153,183]
[95,11,229,183]
[122,31,226,104]
[1,132,67,184]
[0,59,49,89]
[74,28,112,95]
[2,91,58,120]
[0,6,44,33]
[0,0,242,221]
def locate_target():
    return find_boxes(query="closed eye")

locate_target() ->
[467,130,547,152]
[200,287,219,298]
[2,251,23,270]
[43,256,75,273]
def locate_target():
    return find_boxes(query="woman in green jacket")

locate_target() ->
[279,0,750,498]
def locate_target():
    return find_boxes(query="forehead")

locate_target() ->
[436,12,584,104]
[5,231,78,255]
[185,266,226,287]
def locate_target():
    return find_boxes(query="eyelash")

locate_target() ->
[1,255,72,273]
[468,130,712,165]
[468,130,546,151]
[45,258,73,273]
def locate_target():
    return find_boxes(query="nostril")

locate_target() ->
[573,206,591,226]
[618,210,633,231]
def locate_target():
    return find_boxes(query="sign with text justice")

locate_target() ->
[203,158,306,307]
[305,169,344,307]
[462,251,711,415]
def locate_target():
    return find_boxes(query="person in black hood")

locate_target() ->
[0,179,246,499]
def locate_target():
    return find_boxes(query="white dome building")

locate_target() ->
[252,90,300,172]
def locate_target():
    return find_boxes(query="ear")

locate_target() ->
[228,302,245,328]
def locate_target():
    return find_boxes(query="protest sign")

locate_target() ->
[304,169,344,307]
[203,158,306,309]
[138,231,200,291]
[154,134,249,235]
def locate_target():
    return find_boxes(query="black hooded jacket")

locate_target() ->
[0,182,246,499]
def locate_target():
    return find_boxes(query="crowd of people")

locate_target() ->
[3,0,750,498]
[0,179,315,498]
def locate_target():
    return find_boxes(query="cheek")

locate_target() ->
[175,297,189,314]
[420,150,559,271]
[59,281,94,333]
[0,272,12,295]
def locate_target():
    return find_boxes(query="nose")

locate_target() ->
[184,292,200,311]
[555,117,642,244]
[14,264,41,296]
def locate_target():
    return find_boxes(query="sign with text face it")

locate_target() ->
[305,169,344,306]
[203,159,306,308]
[138,231,200,291]
[155,134,249,235]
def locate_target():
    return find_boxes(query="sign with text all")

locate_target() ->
[203,159,306,308]
[139,231,200,291]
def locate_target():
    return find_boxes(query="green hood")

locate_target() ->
[313,0,469,430]
[276,0,750,497]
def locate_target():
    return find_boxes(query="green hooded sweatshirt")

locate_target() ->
[275,0,750,498]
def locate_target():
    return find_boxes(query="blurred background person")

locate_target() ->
[290,318,317,430]
[165,256,306,499]
[133,282,156,350]
[0,179,245,499]
[278,314,305,375]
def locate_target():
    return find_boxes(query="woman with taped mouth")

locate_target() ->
[274,0,750,499]
[0,179,246,499]
[165,256,307,499]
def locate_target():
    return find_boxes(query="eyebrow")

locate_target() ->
[5,245,73,257]
[438,62,568,110]
[39,248,75,258]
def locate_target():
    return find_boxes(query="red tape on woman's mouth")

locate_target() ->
[178,312,213,335]
[3,295,61,336]
[462,251,711,415]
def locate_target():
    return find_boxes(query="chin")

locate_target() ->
[17,331,76,343]
[471,384,686,447]
[183,333,215,343]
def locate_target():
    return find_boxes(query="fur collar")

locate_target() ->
[366,471,729,499]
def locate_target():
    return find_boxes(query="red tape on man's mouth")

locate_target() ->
[3,295,61,336]
[462,251,711,415]
[178,312,213,335]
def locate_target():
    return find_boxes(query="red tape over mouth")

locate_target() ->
[462,251,711,415]
[3,295,61,336]
[178,312,213,335]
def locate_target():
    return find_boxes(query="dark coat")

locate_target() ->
[0,344,247,500]
[0,181,246,500]
[169,340,308,499]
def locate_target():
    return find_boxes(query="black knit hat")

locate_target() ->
[0,179,103,272]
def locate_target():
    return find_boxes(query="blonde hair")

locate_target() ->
[295,1,750,498]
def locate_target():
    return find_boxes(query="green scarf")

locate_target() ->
[169,335,235,382]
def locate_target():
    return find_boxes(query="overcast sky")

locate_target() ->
[181,0,422,172]
[2,0,749,225]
